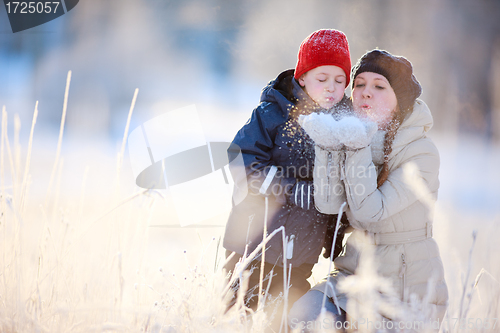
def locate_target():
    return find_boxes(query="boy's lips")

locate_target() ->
[360,103,371,109]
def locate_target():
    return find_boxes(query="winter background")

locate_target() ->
[1,0,500,331]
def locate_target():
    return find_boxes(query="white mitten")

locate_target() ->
[337,116,377,149]
[298,113,342,150]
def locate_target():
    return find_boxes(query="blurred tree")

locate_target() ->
[2,0,500,140]
[492,38,500,143]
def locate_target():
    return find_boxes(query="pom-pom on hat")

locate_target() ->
[351,49,422,115]
[294,29,352,86]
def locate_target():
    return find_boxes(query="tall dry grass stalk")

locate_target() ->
[19,101,38,216]
[46,71,71,210]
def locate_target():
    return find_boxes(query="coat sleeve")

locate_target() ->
[313,146,347,214]
[341,138,440,223]
[228,102,296,205]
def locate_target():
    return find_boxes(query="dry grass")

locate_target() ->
[0,77,499,332]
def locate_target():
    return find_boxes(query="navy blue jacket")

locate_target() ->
[223,69,351,267]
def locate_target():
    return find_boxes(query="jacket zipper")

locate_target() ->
[339,149,345,181]
[399,253,407,302]
[326,151,332,203]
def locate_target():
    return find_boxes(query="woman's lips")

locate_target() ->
[361,103,371,109]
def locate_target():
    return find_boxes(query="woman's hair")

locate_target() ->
[377,109,405,187]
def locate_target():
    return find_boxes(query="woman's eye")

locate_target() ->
[318,79,326,82]
[375,85,385,90]
[336,80,344,84]
[355,84,365,88]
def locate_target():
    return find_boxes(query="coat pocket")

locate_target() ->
[313,146,346,214]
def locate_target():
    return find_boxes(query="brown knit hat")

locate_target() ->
[352,49,421,115]
[294,29,351,86]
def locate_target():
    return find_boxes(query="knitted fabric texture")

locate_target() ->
[298,113,377,150]
[294,29,351,86]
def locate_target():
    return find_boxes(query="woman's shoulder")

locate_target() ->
[400,99,434,133]
[391,136,440,181]
[393,99,438,158]
[404,136,440,161]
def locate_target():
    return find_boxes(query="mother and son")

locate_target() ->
[222,29,448,332]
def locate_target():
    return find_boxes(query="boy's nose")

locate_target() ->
[325,80,335,92]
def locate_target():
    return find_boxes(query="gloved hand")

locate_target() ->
[287,180,315,210]
[298,113,342,150]
[337,116,378,150]
[323,213,350,259]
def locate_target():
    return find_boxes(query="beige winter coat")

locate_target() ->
[312,99,448,322]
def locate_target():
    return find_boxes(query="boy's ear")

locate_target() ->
[298,75,306,87]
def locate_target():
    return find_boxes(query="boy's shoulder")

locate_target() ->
[249,100,289,130]
[258,69,296,113]
[257,100,285,114]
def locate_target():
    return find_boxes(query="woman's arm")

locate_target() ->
[341,138,439,223]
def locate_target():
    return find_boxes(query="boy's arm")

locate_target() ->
[228,102,296,205]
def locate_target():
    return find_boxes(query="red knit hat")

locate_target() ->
[294,29,352,86]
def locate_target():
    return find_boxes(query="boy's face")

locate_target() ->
[352,72,398,129]
[298,65,347,109]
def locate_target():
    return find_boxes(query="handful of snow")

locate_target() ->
[298,113,378,150]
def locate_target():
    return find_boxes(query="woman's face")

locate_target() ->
[352,72,398,129]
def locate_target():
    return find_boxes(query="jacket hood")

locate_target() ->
[260,69,304,115]
[392,99,433,154]
[400,99,433,133]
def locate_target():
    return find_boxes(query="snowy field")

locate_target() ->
[1,100,499,332]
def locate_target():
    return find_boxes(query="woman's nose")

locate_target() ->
[361,86,372,98]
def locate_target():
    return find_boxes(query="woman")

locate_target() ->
[288,49,448,331]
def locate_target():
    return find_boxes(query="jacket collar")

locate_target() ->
[390,99,434,158]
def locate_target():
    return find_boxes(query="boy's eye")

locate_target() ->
[318,79,326,82]
[375,85,385,90]
[355,83,365,88]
